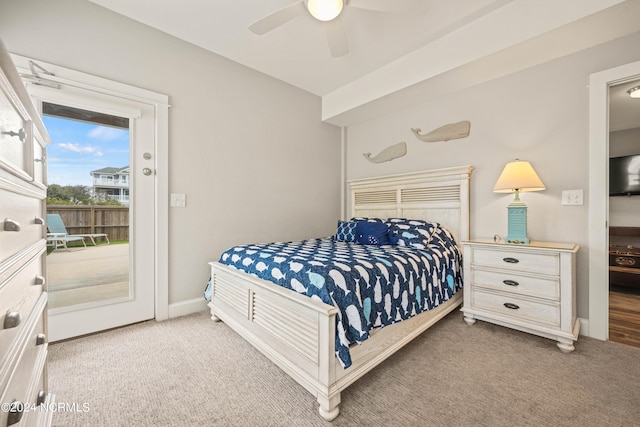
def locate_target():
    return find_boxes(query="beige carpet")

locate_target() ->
[48,310,640,427]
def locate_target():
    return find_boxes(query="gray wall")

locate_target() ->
[0,0,342,306]
[344,32,640,319]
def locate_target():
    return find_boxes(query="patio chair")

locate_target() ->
[46,214,110,246]
[47,233,87,251]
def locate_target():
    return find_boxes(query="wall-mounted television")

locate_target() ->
[610,154,640,196]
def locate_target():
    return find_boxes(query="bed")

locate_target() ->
[208,165,473,420]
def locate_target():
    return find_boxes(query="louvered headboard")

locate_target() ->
[348,165,473,242]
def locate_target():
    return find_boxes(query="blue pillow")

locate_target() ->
[355,221,398,246]
[335,220,357,242]
[387,218,439,249]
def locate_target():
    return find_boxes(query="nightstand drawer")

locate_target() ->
[470,288,560,327]
[471,247,559,275]
[471,269,559,301]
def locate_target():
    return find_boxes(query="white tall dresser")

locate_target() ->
[0,40,54,426]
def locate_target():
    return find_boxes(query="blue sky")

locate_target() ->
[43,116,129,186]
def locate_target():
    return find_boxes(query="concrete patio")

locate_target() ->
[47,243,130,308]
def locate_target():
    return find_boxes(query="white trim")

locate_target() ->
[579,317,589,337]
[11,53,170,324]
[10,54,169,106]
[340,126,346,220]
[155,103,169,321]
[168,297,208,318]
[588,60,640,341]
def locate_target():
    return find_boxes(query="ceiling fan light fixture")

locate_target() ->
[628,85,640,99]
[306,0,344,22]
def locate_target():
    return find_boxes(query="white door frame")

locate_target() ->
[588,60,640,340]
[11,53,169,322]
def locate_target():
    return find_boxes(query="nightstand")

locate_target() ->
[461,239,580,352]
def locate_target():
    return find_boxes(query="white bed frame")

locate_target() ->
[208,165,473,420]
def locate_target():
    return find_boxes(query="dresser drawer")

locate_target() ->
[471,269,560,301]
[0,253,44,375]
[470,288,560,327]
[0,189,45,264]
[0,82,31,179]
[0,302,46,426]
[471,247,559,275]
[23,371,54,427]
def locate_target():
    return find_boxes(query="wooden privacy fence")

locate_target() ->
[47,206,129,241]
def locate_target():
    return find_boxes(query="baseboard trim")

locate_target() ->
[168,297,208,318]
[579,317,590,337]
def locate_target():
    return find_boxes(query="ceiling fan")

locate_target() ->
[249,0,416,57]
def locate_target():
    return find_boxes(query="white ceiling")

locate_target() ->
[88,0,638,125]
[89,0,511,96]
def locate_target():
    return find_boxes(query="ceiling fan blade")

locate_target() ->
[249,1,307,35]
[347,0,419,13]
[324,17,349,57]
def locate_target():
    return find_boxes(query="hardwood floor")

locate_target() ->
[609,286,640,348]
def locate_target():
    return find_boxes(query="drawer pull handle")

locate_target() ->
[37,391,46,406]
[503,257,520,264]
[503,302,520,310]
[35,216,45,225]
[36,333,47,346]
[503,279,520,287]
[35,275,46,285]
[7,400,24,426]
[3,310,21,329]
[4,218,21,232]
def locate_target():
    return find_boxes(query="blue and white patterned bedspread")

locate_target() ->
[217,228,463,368]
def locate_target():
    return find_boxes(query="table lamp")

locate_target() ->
[493,159,545,245]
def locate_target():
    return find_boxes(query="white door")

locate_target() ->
[25,79,157,341]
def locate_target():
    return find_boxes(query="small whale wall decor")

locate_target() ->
[411,120,470,142]
[363,141,407,163]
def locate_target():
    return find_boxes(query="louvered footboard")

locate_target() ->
[208,262,341,420]
[209,262,463,420]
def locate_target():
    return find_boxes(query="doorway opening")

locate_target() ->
[42,102,131,309]
[11,51,169,339]
[607,78,640,348]
[588,59,640,344]
[26,81,158,342]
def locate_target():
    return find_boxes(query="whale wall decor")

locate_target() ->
[363,141,407,163]
[411,120,470,142]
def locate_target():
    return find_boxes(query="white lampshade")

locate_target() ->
[494,160,545,193]
[306,0,344,21]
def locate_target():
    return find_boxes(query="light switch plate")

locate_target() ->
[170,193,186,207]
[561,189,583,205]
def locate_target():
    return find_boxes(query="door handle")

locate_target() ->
[142,167,153,176]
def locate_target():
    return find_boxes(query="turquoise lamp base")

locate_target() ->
[505,200,529,245]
